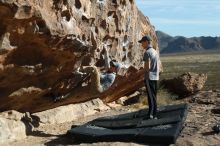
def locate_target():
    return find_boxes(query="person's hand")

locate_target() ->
[77,66,85,73]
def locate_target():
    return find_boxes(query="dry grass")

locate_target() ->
[130,87,177,109]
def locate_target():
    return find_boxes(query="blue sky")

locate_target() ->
[136,0,220,37]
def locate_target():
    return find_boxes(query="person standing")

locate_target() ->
[138,35,160,119]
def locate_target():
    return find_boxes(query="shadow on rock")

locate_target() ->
[21,112,41,135]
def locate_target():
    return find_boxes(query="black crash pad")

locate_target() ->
[91,116,181,129]
[67,104,188,145]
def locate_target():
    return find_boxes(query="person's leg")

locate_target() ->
[81,66,103,95]
[151,80,158,117]
[145,79,154,118]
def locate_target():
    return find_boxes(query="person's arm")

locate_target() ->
[144,59,150,73]
[143,51,150,72]
[103,47,110,70]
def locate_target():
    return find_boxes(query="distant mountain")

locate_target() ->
[156,31,220,54]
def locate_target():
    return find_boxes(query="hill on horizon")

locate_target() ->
[156,31,220,54]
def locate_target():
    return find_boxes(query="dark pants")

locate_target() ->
[144,79,158,117]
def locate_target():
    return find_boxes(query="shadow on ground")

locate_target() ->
[29,130,59,137]
[43,132,168,146]
[202,131,216,136]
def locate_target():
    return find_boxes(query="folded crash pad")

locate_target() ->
[67,103,188,145]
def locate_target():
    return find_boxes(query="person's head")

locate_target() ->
[109,60,121,73]
[138,35,152,49]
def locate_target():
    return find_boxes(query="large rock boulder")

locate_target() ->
[0,111,26,145]
[0,99,109,144]
[33,98,109,125]
[0,0,158,112]
[162,72,207,97]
